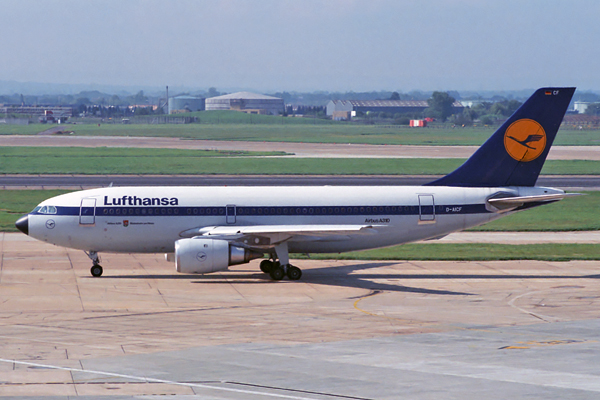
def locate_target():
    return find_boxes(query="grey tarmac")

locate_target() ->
[1,233,600,399]
[2,174,600,191]
[1,135,600,159]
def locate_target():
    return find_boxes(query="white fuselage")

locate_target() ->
[26,185,550,255]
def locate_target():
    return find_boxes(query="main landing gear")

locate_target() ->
[260,260,302,281]
[259,242,302,281]
[85,251,103,277]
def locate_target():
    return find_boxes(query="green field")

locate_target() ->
[296,243,600,261]
[2,147,600,175]
[1,190,69,231]
[1,111,598,146]
[470,191,600,231]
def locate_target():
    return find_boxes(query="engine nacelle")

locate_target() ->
[175,238,262,274]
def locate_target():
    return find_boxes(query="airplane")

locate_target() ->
[15,87,577,281]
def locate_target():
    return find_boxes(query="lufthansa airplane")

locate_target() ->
[15,87,577,281]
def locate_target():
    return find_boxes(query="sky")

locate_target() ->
[0,0,599,93]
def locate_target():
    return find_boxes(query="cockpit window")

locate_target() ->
[32,206,41,213]
[38,206,57,214]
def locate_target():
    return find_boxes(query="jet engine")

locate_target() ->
[175,238,263,274]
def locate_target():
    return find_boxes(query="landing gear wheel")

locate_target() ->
[90,265,103,277]
[260,260,273,274]
[269,265,285,281]
[286,265,302,281]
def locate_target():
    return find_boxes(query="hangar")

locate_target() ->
[326,99,464,119]
[168,96,205,114]
[205,91,284,115]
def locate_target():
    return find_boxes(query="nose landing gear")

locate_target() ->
[85,251,103,277]
[90,264,103,277]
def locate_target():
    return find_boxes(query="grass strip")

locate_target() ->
[2,147,600,175]
[469,191,600,231]
[0,147,287,158]
[0,118,596,146]
[0,190,70,232]
[295,243,600,261]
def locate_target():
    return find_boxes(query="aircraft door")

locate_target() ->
[418,194,435,223]
[226,205,236,224]
[80,198,96,225]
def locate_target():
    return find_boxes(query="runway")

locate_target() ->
[1,233,600,399]
[2,174,600,190]
[2,135,600,159]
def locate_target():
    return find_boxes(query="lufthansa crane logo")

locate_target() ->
[196,252,207,263]
[503,119,546,162]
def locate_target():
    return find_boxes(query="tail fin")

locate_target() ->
[426,87,575,187]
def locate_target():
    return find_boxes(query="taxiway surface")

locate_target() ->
[2,135,600,160]
[1,233,599,399]
[2,174,600,191]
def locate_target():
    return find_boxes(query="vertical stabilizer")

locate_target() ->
[426,87,575,187]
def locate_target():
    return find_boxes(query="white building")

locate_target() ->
[574,101,590,114]
[168,96,205,114]
[205,92,284,115]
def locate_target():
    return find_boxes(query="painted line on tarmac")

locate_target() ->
[0,358,354,400]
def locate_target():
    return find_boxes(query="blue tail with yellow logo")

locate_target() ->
[426,87,575,187]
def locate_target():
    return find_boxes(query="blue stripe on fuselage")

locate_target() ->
[32,203,490,217]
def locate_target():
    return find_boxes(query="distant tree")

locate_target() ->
[490,99,522,117]
[577,92,600,103]
[394,116,410,125]
[389,92,400,100]
[272,91,292,103]
[425,91,456,122]
[135,107,150,116]
[585,103,600,116]
[447,91,461,100]
[207,87,220,98]
[462,107,477,121]
[449,109,473,126]
[468,102,493,120]
[76,97,92,106]
[76,104,87,115]
[110,95,121,106]
[405,90,429,101]
[133,91,147,105]
[479,114,496,125]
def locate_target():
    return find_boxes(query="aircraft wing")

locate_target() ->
[487,193,582,211]
[179,224,382,248]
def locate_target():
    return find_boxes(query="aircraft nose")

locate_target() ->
[15,215,29,235]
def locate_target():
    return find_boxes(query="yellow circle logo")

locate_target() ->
[503,119,546,162]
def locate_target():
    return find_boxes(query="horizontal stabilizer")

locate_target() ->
[487,192,582,211]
